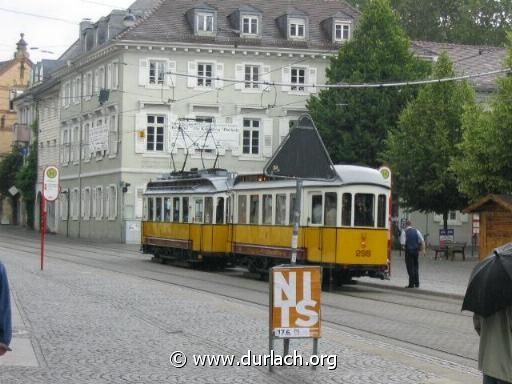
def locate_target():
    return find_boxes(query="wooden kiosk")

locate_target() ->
[464,194,512,259]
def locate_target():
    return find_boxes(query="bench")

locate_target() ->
[432,242,467,261]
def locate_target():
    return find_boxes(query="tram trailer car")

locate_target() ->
[142,165,392,283]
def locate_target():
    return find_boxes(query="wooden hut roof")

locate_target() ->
[464,194,512,213]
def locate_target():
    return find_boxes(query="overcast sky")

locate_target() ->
[0,0,135,63]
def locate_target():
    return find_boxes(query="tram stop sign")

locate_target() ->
[264,115,336,180]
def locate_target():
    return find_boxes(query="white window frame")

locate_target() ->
[98,66,105,90]
[290,67,306,91]
[289,18,306,39]
[197,12,214,33]
[242,15,258,35]
[108,114,118,158]
[112,61,119,90]
[72,125,80,164]
[148,60,166,85]
[197,62,214,88]
[86,72,93,99]
[146,114,166,152]
[71,188,79,220]
[61,127,70,165]
[334,22,350,42]
[242,118,261,156]
[244,64,260,89]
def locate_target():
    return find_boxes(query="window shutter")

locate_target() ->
[187,61,197,88]
[235,64,244,90]
[167,60,177,87]
[92,188,97,219]
[308,67,317,93]
[81,189,85,218]
[279,118,290,144]
[282,66,291,91]
[94,69,99,95]
[262,118,274,157]
[215,63,224,89]
[262,65,271,90]
[107,63,112,89]
[135,113,146,153]
[231,116,243,156]
[139,59,148,86]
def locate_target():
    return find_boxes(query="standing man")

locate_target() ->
[0,261,12,355]
[400,220,425,288]
[473,306,512,383]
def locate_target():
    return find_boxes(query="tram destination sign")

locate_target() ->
[264,115,336,181]
[270,265,322,338]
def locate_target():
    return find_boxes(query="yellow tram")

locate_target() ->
[142,165,392,282]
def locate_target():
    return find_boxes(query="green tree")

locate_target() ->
[0,147,23,196]
[307,0,430,167]
[16,123,38,228]
[383,53,475,228]
[452,44,512,200]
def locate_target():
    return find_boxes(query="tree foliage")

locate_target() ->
[382,54,475,226]
[452,44,512,201]
[307,0,430,167]
[346,0,512,46]
[0,147,23,196]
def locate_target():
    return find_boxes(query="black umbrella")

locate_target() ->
[462,243,512,317]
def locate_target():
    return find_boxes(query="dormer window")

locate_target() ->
[335,23,350,41]
[242,15,258,35]
[197,13,214,32]
[289,18,306,38]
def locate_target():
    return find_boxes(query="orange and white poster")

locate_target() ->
[271,266,321,338]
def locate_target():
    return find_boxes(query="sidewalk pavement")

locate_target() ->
[360,249,479,298]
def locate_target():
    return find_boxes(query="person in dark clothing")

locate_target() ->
[400,220,425,288]
[0,261,12,355]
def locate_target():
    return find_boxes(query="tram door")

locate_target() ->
[305,191,337,264]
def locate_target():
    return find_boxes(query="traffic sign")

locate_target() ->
[43,166,60,201]
[264,115,336,180]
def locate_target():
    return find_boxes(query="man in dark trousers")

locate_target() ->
[0,261,12,355]
[400,220,425,288]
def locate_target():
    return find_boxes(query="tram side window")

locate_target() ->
[289,193,296,225]
[148,198,154,221]
[195,198,204,223]
[155,197,162,221]
[143,198,148,220]
[182,197,189,222]
[275,194,287,225]
[250,195,259,224]
[377,194,386,228]
[262,194,272,225]
[173,197,180,222]
[164,198,171,221]
[216,197,224,224]
[238,195,247,224]
[324,192,337,226]
[354,193,375,227]
[226,197,232,223]
[204,197,213,224]
[342,193,352,226]
[311,194,322,224]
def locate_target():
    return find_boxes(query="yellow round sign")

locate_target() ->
[46,167,58,179]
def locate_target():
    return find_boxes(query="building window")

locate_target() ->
[73,125,80,163]
[109,114,118,156]
[146,115,165,152]
[71,188,79,220]
[149,60,165,85]
[242,16,258,35]
[86,72,93,97]
[112,62,119,89]
[197,63,213,87]
[245,65,259,89]
[291,68,305,91]
[61,189,69,220]
[197,13,214,32]
[98,66,105,89]
[335,23,350,41]
[242,119,260,155]
[289,18,305,38]
[95,186,103,220]
[83,188,91,220]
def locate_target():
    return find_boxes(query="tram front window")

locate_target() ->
[238,195,247,224]
[216,197,224,224]
[354,193,375,227]
[205,197,213,224]
[195,199,204,223]
[164,198,171,221]
[250,195,259,224]
[182,197,189,222]
[377,194,386,228]
[173,197,180,222]
[342,193,352,226]
[324,192,337,226]
[148,198,154,221]
[262,194,272,225]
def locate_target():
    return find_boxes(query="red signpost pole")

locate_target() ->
[41,196,46,271]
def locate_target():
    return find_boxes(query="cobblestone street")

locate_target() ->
[0,228,480,384]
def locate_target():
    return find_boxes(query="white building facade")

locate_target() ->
[48,0,359,243]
